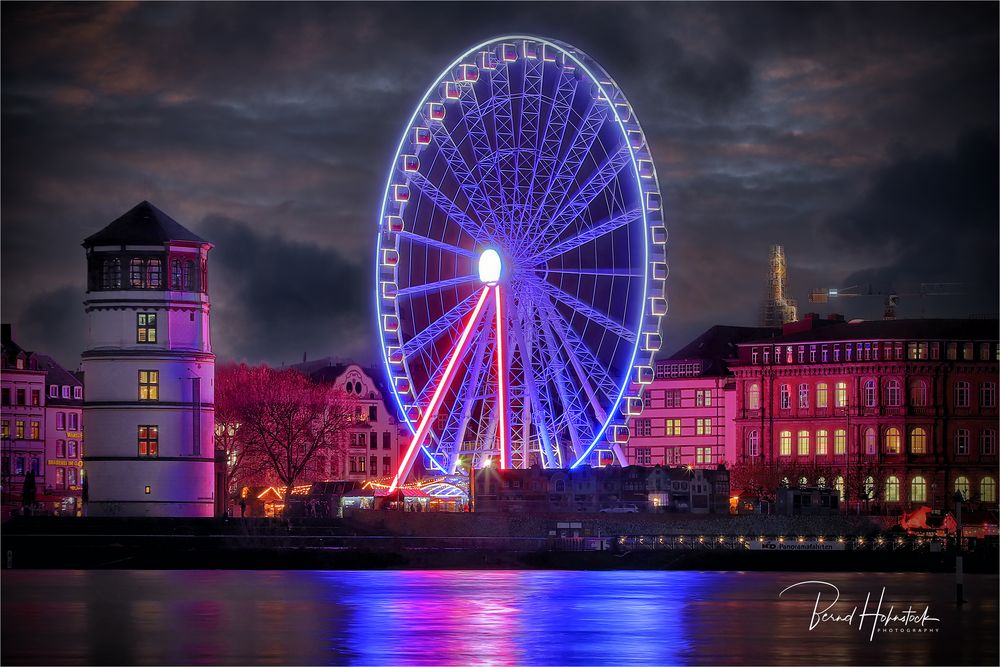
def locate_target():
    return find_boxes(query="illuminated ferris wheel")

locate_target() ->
[375,36,667,490]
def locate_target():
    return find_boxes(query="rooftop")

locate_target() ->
[82,201,208,247]
[740,318,999,346]
[665,325,781,375]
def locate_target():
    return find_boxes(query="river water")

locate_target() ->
[2,570,997,665]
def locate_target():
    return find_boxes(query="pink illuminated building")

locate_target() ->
[625,326,777,470]
[731,315,999,513]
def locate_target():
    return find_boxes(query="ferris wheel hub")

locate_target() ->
[478,248,502,285]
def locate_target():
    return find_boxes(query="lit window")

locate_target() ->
[946,342,957,360]
[138,425,159,457]
[955,429,970,455]
[746,430,760,457]
[137,313,157,343]
[798,384,808,409]
[147,258,162,289]
[884,427,901,454]
[864,428,877,455]
[885,380,901,407]
[885,476,899,502]
[834,476,845,499]
[696,447,712,465]
[981,429,997,455]
[138,370,159,401]
[797,431,809,456]
[910,427,928,454]
[779,384,790,410]
[68,441,77,458]
[695,418,712,436]
[664,419,682,436]
[747,384,760,410]
[31,390,40,406]
[981,477,996,503]
[130,258,145,288]
[954,381,970,408]
[863,476,874,499]
[834,429,846,455]
[0,420,7,439]
[29,420,40,440]
[863,380,877,407]
[962,342,973,360]
[56,467,66,489]
[981,382,996,408]
[779,431,792,457]
[15,420,24,439]
[954,476,970,501]
[835,382,848,408]
[816,383,828,408]
[980,343,991,361]
[816,430,828,455]
[68,468,77,486]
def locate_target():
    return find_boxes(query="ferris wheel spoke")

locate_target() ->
[535,144,634,251]
[401,290,480,359]
[459,79,508,229]
[525,206,642,267]
[528,275,636,344]
[397,274,476,299]
[526,97,605,243]
[390,285,492,492]
[397,230,477,258]
[510,298,560,468]
[407,171,490,246]
[494,284,510,469]
[532,288,621,405]
[536,305,592,462]
[512,53,545,246]
[491,58,518,230]
[522,68,577,246]
[428,119,501,238]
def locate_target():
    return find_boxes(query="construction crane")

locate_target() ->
[808,283,965,320]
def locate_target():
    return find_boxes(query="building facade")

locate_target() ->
[38,354,84,514]
[625,326,777,470]
[731,316,999,513]
[81,201,216,517]
[293,360,407,482]
[1,326,48,512]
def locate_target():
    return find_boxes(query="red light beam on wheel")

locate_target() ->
[389,285,492,492]
[495,284,509,469]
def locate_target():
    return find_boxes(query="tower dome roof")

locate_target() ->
[82,201,208,247]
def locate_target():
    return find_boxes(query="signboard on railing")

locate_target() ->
[748,540,845,551]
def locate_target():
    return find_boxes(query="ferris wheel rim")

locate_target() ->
[375,35,662,474]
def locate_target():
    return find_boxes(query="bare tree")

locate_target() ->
[728,458,784,505]
[228,366,353,504]
[215,363,270,496]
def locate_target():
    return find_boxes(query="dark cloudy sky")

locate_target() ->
[3,2,997,370]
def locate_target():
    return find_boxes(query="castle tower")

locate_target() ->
[81,201,215,517]
[759,245,798,327]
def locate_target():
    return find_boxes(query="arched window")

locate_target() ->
[910,476,927,503]
[834,476,845,499]
[834,382,848,408]
[885,476,900,502]
[779,477,789,488]
[955,429,970,455]
[864,380,877,407]
[747,383,760,410]
[816,383,829,408]
[146,258,162,289]
[864,428,877,456]
[817,476,827,488]
[910,427,928,454]
[779,431,792,456]
[834,429,846,455]
[954,476,970,501]
[863,476,874,500]
[886,380,901,407]
[816,430,829,456]
[745,430,759,457]
[797,431,810,456]
[884,427,901,454]
[798,476,808,488]
[982,382,997,408]
[981,477,997,503]
[102,257,121,289]
[909,380,928,407]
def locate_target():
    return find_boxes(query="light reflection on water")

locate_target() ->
[2,570,997,665]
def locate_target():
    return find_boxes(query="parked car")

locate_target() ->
[600,504,640,513]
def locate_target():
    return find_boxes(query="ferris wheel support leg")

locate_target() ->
[389,286,492,492]
[495,284,510,470]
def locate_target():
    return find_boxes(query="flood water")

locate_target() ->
[2,570,997,665]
